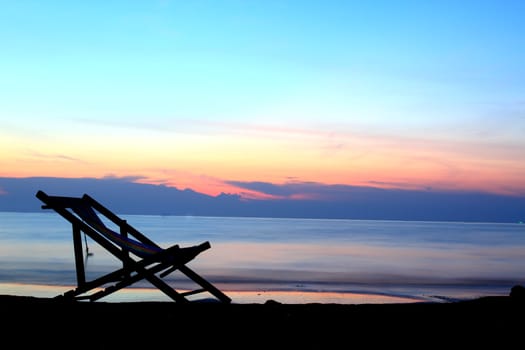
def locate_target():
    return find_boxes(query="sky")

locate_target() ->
[1,0,524,201]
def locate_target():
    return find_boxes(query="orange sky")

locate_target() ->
[1,119,524,198]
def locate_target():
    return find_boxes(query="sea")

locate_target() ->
[1,211,524,304]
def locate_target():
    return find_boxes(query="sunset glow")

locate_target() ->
[1,1,524,200]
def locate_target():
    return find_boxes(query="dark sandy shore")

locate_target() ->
[2,288,525,348]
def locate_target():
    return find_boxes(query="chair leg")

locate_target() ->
[178,265,232,303]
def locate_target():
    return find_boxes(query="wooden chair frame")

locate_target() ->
[36,190,231,303]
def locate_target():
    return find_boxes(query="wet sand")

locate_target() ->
[2,291,524,348]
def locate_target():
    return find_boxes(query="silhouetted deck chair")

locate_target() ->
[36,190,231,303]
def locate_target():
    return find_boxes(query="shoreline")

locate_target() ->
[0,281,510,305]
[0,282,439,304]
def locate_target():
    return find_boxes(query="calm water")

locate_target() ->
[1,212,524,304]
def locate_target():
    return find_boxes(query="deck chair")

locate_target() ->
[36,190,231,303]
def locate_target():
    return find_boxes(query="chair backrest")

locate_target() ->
[36,190,162,258]
[70,202,163,258]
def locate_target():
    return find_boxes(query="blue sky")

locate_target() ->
[1,0,524,203]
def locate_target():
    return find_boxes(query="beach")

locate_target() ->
[2,212,525,305]
[3,287,524,348]
[2,213,525,347]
